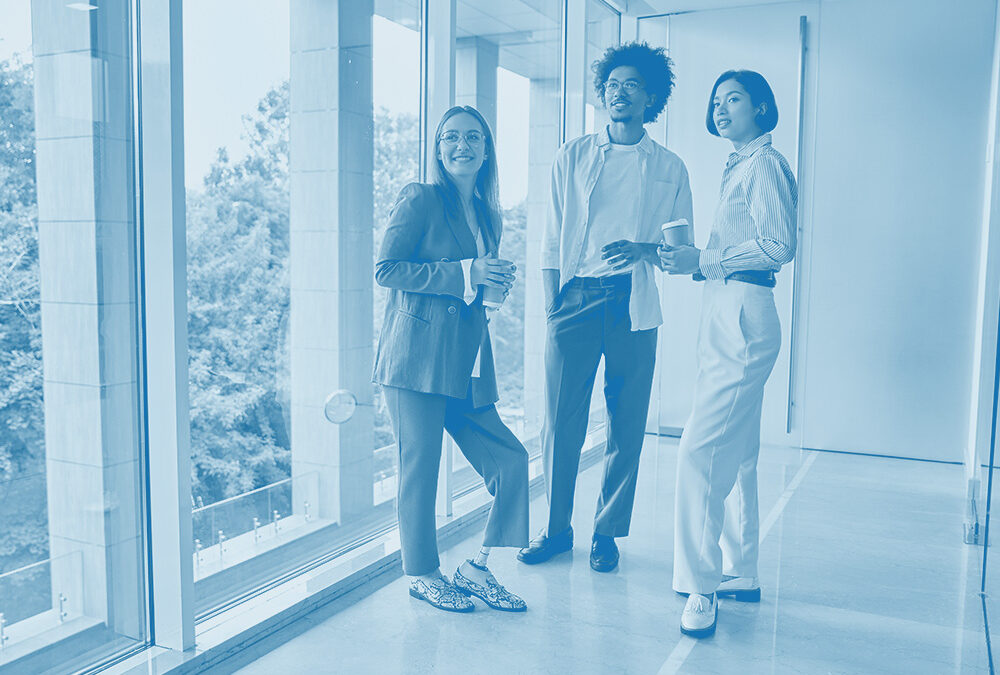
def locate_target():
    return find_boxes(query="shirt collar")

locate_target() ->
[728,133,772,164]
[597,125,653,154]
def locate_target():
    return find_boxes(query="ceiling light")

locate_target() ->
[66,3,99,10]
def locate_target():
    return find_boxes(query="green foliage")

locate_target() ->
[493,203,527,414]
[186,82,292,503]
[0,55,48,577]
[373,107,419,451]
[185,88,430,500]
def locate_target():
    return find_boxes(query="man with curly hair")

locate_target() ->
[518,42,693,573]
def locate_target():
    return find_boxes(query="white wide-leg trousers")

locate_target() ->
[672,280,781,595]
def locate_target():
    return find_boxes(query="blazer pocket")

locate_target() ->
[394,308,431,326]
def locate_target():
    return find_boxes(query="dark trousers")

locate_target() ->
[542,276,657,538]
[383,386,530,576]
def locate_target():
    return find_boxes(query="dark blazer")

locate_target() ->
[373,182,501,408]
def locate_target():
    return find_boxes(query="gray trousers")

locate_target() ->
[542,276,657,538]
[383,386,530,576]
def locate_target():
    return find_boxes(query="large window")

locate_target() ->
[580,0,620,433]
[183,0,295,613]
[0,3,148,672]
[182,0,423,618]
[372,1,422,507]
[0,3,630,668]
[451,0,563,495]
[584,0,621,134]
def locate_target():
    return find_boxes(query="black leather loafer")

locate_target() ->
[517,526,573,564]
[590,534,619,572]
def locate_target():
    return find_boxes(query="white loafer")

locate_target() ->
[680,592,717,638]
[717,575,761,602]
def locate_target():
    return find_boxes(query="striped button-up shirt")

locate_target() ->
[698,133,797,280]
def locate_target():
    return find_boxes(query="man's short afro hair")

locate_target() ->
[591,41,676,124]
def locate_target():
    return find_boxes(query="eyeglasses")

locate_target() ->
[439,130,485,146]
[604,79,643,94]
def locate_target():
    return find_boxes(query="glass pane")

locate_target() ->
[582,0,619,429]
[0,3,147,672]
[373,2,421,508]
[184,0,420,617]
[584,0,621,134]
[985,391,1000,672]
[450,0,563,496]
[183,0,294,613]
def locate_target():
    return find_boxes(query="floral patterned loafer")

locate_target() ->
[452,561,527,612]
[408,576,474,613]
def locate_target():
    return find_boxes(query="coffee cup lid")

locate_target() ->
[661,218,689,230]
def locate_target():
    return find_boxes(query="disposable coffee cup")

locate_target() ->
[483,285,505,310]
[482,253,508,310]
[661,219,692,247]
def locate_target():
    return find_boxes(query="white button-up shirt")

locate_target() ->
[541,126,694,331]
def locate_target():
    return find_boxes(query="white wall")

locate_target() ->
[797,0,995,461]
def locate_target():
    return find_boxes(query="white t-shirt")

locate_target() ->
[576,142,642,277]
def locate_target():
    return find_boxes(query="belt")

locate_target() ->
[570,274,631,289]
[693,270,776,288]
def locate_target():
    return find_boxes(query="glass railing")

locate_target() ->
[0,551,83,658]
[373,443,396,506]
[192,472,322,580]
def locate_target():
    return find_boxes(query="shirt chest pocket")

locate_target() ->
[649,180,678,222]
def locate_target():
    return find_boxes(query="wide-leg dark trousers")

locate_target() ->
[383,386,530,576]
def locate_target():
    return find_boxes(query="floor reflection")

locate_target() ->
[237,437,990,674]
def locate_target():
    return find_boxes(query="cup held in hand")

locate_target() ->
[661,219,692,248]
[482,252,509,310]
[483,285,505,310]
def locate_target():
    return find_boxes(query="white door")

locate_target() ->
[642,2,817,448]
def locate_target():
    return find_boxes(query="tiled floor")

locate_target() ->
[233,436,991,674]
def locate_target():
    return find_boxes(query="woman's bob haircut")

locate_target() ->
[706,69,779,136]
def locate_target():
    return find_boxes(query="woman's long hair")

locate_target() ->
[428,105,502,253]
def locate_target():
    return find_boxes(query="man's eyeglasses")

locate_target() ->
[604,79,643,95]
[439,130,485,146]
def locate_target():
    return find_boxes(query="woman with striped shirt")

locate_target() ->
[659,70,797,638]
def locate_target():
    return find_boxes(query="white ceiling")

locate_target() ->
[634,0,798,16]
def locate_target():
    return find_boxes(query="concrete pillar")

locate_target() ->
[32,0,143,637]
[563,0,587,142]
[524,77,562,441]
[289,0,375,525]
[422,0,456,177]
[456,37,498,131]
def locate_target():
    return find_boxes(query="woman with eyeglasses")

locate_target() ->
[373,106,529,613]
[659,70,797,637]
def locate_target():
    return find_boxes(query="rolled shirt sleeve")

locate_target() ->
[698,247,727,280]
[541,148,566,271]
[670,163,695,237]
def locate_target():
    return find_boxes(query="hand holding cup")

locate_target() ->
[471,256,516,309]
